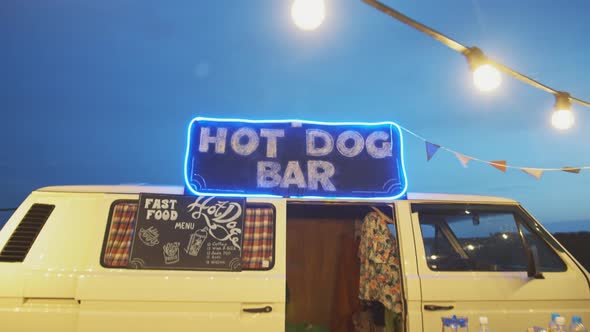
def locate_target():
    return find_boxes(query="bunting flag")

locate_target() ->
[489,160,507,173]
[522,168,544,179]
[454,152,472,168]
[562,167,581,174]
[400,125,588,180]
[425,142,440,161]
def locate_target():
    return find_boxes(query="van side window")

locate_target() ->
[419,223,464,268]
[103,201,138,267]
[413,204,566,272]
[242,206,275,270]
[101,201,275,270]
[520,220,567,272]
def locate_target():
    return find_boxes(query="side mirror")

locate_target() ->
[527,245,544,279]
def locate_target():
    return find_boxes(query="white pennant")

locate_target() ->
[522,168,543,179]
[454,152,472,168]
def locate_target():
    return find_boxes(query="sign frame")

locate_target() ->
[183,117,408,200]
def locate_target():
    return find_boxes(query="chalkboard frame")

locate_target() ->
[126,194,247,272]
[100,199,278,272]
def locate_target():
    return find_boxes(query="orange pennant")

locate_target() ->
[522,168,543,179]
[454,152,472,168]
[490,160,507,173]
[562,167,581,174]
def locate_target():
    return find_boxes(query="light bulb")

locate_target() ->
[472,64,502,92]
[551,109,574,130]
[291,0,325,31]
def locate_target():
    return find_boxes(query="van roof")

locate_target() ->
[37,185,517,204]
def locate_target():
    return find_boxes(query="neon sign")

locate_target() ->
[184,117,408,199]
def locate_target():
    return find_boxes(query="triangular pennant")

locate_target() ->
[425,142,440,161]
[454,152,472,168]
[490,160,507,173]
[562,167,581,174]
[522,168,543,179]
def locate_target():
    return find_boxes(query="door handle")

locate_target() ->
[424,304,454,311]
[242,306,273,313]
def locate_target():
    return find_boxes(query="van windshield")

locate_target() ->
[412,204,566,272]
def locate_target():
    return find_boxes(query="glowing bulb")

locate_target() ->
[473,64,502,92]
[291,0,325,31]
[552,109,574,130]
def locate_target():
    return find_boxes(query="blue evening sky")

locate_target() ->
[1,0,589,229]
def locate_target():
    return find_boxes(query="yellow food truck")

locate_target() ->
[0,118,588,331]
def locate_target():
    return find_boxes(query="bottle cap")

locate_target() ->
[551,313,560,321]
[479,316,488,325]
[555,316,565,325]
[572,316,581,324]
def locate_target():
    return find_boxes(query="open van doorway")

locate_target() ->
[285,203,405,332]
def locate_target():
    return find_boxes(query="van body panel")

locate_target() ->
[75,196,286,332]
[0,187,588,331]
[394,201,422,331]
[1,299,78,332]
[405,300,423,332]
[77,270,285,302]
[77,301,284,332]
[0,195,31,300]
[0,264,24,298]
[393,200,421,302]
[20,194,106,299]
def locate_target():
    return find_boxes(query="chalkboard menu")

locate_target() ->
[129,194,245,271]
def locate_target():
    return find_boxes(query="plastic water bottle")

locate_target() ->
[457,316,469,332]
[549,313,561,332]
[478,316,490,332]
[570,316,587,332]
[555,316,568,332]
[442,317,452,332]
[451,315,459,332]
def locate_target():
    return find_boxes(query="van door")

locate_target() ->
[77,197,286,332]
[410,203,590,332]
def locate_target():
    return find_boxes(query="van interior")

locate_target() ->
[285,203,404,332]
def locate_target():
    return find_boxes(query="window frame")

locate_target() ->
[412,203,567,273]
[100,199,277,271]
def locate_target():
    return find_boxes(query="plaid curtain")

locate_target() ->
[103,202,138,267]
[242,207,274,270]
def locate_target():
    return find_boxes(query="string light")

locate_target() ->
[464,47,502,92]
[291,0,326,31]
[360,0,590,130]
[552,92,574,130]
